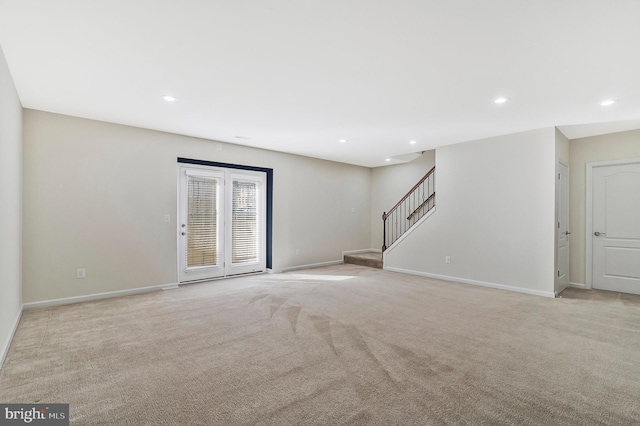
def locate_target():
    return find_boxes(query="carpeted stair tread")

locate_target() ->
[344,252,383,269]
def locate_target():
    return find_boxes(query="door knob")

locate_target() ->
[594,231,605,236]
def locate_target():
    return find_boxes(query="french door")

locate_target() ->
[178,165,266,283]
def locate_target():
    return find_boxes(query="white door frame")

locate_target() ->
[224,170,267,276]
[177,163,267,283]
[585,157,640,289]
[177,165,226,283]
[555,161,569,295]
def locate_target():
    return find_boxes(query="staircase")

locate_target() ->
[344,252,383,269]
[383,166,436,252]
[343,166,435,270]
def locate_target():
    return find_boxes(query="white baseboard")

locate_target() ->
[162,285,180,290]
[275,249,382,274]
[569,282,587,289]
[343,248,381,255]
[280,259,343,272]
[0,305,24,370]
[22,283,178,310]
[384,266,556,298]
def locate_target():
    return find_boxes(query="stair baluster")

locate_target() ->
[382,166,435,252]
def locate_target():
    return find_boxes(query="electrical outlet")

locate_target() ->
[295,249,300,255]
[77,268,86,278]
[164,214,171,222]
[445,256,451,264]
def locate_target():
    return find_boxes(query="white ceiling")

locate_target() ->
[1,0,639,167]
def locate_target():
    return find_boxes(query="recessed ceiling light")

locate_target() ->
[339,139,347,143]
[385,158,391,162]
[409,140,417,145]
[494,97,508,104]
[234,135,252,140]
[162,95,177,102]
[600,99,616,106]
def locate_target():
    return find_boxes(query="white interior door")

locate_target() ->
[592,161,640,295]
[556,162,569,294]
[178,165,266,283]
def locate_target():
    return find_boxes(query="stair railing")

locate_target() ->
[382,166,435,251]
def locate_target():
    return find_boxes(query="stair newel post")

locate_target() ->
[382,211,387,252]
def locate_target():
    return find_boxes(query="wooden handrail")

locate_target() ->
[406,192,436,220]
[383,166,435,220]
[382,165,436,252]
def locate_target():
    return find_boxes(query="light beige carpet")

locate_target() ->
[1,264,639,425]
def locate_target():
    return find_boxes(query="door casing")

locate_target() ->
[177,163,267,283]
[555,161,569,295]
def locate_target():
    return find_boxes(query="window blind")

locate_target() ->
[231,180,258,264]
[187,176,218,268]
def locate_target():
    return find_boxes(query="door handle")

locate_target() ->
[565,231,571,235]
[594,231,605,236]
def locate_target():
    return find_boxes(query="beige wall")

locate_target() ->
[370,151,435,249]
[556,127,569,165]
[0,46,22,365]
[569,129,640,285]
[385,128,557,296]
[23,110,371,302]
[20,102,639,306]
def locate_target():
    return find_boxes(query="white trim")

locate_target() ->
[176,166,182,285]
[0,306,24,370]
[179,271,266,285]
[586,162,594,289]
[555,161,569,294]
[280,259,343,272]
[384,266,556,298]
[226,170,267,276]
[22,283,178,310]
[178,164,267,282]
[342,248,381,256]
[162,285,179,290]
[586,157,640,290]
[569,282,587,289]
[383,207,436,263]
[555,279,567,296]
[587,157,640,167]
